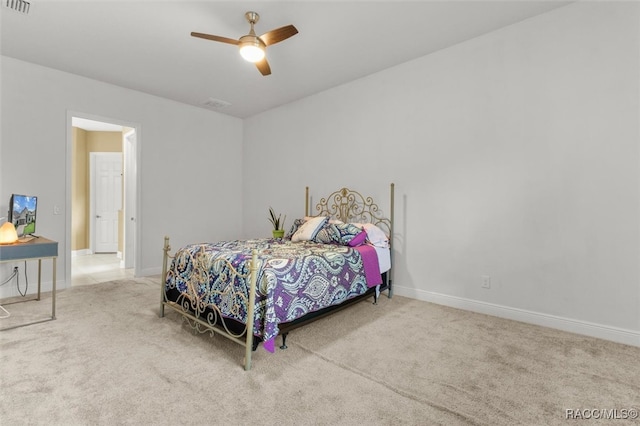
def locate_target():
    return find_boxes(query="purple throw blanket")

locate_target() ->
[354,244,382,287]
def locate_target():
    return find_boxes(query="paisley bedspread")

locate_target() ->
[165,238,380,349]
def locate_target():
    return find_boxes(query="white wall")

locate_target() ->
[243,1,640,345]
[0,56,244,297]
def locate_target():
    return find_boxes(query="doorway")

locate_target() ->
[67,114,140,287]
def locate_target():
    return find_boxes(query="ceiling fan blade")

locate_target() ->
[255,58,271,76]
[259,25,298,46]
[191,32,239,45]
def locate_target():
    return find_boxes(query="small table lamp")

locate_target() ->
[0,220,18,244]
[0,217,15,319]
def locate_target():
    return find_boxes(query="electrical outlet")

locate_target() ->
[53,206,61,215]
[481,275,491,289]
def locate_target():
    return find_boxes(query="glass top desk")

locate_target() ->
[0,237,58,331]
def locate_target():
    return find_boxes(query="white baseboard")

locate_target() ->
[394,285,640,348]
[0,278,68,300]
[138,267,162,277]
[71,249,92,257]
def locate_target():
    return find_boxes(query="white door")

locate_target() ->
[123,130,136,268]
[91,153,122,253]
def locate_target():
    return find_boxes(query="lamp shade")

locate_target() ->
[0,221,18,244]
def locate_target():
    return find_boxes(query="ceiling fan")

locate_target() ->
[191,11,298,76]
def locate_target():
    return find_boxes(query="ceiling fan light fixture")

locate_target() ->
[239,37,265,62]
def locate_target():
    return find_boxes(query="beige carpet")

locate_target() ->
[1,277,638,425]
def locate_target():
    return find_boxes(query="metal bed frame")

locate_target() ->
[159,184,394,370]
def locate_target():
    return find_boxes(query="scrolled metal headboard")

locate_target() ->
[305,184,395,243]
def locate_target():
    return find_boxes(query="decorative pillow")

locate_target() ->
[286,218,306,239]
[334,223,364,245]
[348,230,367,247]
[312,222,363,246]
[312,223,340,244]
[291,216,328,242]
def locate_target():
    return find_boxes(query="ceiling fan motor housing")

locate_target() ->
[245,11,260,24]
[239,34,265,49]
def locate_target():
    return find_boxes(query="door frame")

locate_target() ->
[123,129,136,269]
[66,111,142,286]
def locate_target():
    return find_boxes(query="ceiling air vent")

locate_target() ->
[4,0,30,14]
[202,98,231,109]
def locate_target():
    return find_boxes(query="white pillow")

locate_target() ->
[353,223,389,248]
[291,216,328,242]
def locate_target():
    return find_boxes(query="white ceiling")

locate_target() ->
[1,1,572,119]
